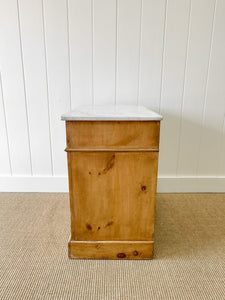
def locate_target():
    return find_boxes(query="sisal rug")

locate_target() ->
[0,193,224,299]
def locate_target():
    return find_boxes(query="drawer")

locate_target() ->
[66,121,160,150]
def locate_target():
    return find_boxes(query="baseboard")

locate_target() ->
[157,177,225,193]
[0,176,225,193]
[0,176,69,193]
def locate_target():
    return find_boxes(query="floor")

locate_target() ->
[0,193,224,299]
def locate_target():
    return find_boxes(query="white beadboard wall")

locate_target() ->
[0,0,225,192]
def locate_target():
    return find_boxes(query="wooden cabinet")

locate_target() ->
[62,105,162,259]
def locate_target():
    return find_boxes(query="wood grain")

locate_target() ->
[66,120,160,259]
[67,152,76,240]
[69,240,154,259]
[66,121,160,149]
[69,151,158,241]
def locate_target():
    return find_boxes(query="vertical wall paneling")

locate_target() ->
[139,0,166,112]
[68,0,93,107]
[158,0,191,176]
[177,0,216,176]
[220,116,225,175]
[42,0,70,175]
[0,0,32,175]
[197,0,225,176]
[18,0,52,175]
[0,74,11,175]
[116,0,142,104]
[0,0,225,191]
[93,0,117,104]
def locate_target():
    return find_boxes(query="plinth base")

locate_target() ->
[68,239,154,259]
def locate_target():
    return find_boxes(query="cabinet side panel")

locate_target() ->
[69,151,158,241]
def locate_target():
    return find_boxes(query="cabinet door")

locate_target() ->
[68,151,158,241]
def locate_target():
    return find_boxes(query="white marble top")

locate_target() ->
[61,105,163,121]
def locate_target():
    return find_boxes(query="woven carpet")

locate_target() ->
[0,193,224,299]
